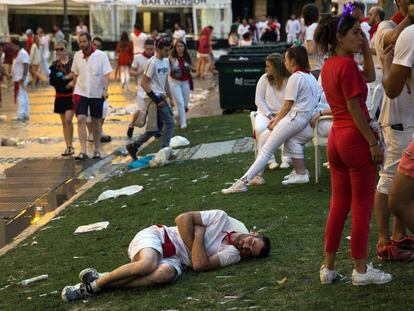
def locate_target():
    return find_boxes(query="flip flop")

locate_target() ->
[75,152,89,160]
[93,151,101,159]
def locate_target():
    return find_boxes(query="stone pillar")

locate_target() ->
[254,0,267,18]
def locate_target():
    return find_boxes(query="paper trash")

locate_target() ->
[95,185,143,203]
[170,136,190,148]
[74,221,109,234]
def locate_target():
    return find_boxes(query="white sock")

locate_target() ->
[90,280,101,293]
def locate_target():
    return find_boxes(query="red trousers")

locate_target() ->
[324,126,376,259]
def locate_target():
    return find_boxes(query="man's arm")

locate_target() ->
[383,17,413,48]
[141,74,151,93]
[21,63,29,85]
[191,225,221,272]
[175,211,202,250]
[382,45,411,99]
[102,73,110,99]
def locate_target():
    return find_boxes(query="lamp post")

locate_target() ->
[63,0,70,41]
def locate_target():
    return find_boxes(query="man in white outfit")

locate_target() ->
[285,15,301,44]
[61,210,271,302]
[131,23,149,55]
[11,38,30,121]
[37,27,50,76]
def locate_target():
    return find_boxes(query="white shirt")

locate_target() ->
[144,56,170,96]
[40,35,50,59]
[12,49,30,82]
[72,49,112,98]
[76,25,88,35]
[305,22,317,42]
[131,53,151,98]
[286,19,301,36]
[256,21,267,36]
[239,39,252,47]
[375,21,414,127]
[131,31,149,54]
[166,210,249,268]
[285,71,320,112]
[361,21,371,42]
[29,44,41,65]
[238,24,250,38]
[255,73,286,116]
[173,29,186,44]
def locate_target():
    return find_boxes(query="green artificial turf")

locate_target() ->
[0,112,413,310]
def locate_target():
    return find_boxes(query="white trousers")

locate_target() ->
[17,86,30,120]
[41,56,50,76]
[243,111,312,181]
[170,79,190,127]
[287,34,296,44]
[255,112,290,164]
[120,66,130,88]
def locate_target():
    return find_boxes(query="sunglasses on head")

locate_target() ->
[55,48,64,51]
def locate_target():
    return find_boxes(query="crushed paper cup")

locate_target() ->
[74,221,109,234]
[170,136,190,148]
[95,185,143,203]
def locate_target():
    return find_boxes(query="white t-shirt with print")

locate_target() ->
[166,210,249,268]
[393,24,414,104]
[285,71,320,112]
[72,49,112,98]
[255,73,286,116]
[12,49,30,82]
[131,31,149,54]
[131,53,151,98]
[375,21,414,128]
[144,56,170,97]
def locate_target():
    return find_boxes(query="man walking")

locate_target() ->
[126,38,175,161]
[71,32,112,160]
[61,210,271,302]
[11,38,30,121]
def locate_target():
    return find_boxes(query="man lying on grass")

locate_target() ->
[62,210,271,302]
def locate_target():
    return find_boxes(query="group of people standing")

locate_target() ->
[224,0,414,286]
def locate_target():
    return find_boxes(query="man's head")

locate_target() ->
[233,234,271,258]
[10,37,21,53]
[134,22,142,31]
[144,38,155,56]
[53,24,61,32]
[92,36,103,50]
[290,14,296,20]
[352,1,366,19]
[78,32,92,52]
[368,6,385,25]
[156,37,171,58]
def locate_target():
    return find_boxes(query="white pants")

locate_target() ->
[317,119,332,137]
[255,112,290,165]
[17,86,30,120]
[287,34,296,44]
[243,111,312,181]
[41,56,50,76]
[120,66,130,88]
[170,79,190,127]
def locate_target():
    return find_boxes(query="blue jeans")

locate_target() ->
[131,103,175,149]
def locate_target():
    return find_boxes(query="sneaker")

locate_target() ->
[279,161,290,169]
[283,169,296,180]
[281,172,310,185]
[126,143,138,161]
[222,179,247,194]
[320,265,338,284]
[268,162,279,170]
[352,263,392,286]
[127,126,134,139]
[61,283,94,302]
[376,243,414,262]
[79,268,104,284]
[248,175,265,186]
[392,235,414,252]
[180,123,187,129]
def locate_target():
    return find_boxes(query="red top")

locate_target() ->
[198,35,211,54]
[117,41,133,66]
[321,55,369,128]
[170,57,191,81]
[25,36,33,54]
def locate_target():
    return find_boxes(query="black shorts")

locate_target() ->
[54,96,73,114]
[76,96,104,118]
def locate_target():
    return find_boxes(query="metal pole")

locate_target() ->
[63,0,70,41]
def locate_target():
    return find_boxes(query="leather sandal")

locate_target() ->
[93,151,101,159]
[62,146,74,157]
[75,152,89,160]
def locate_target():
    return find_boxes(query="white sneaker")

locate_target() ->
[222,179,247,194]
[268,162,279,170]
[248,175,265,186]
[283,169,296,180]
[281,172,310,185]
[352,263,392,286]
[180,123,187,129]
[320,265,338,284]
[279,161,290,169]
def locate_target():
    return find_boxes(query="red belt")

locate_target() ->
[156,224,176,258]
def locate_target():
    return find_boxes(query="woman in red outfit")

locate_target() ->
[116,31,133,90]
[314,7,392,286]
[196,27,212,79]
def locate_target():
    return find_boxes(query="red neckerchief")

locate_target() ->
[224,231,237,245]
[134,29,142,37]
[141,51,152,59]
[369,22,379,39]
[360,17,369,23]
[82,47,95,59]
[294,67,310,74]
[391,12,404,25]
